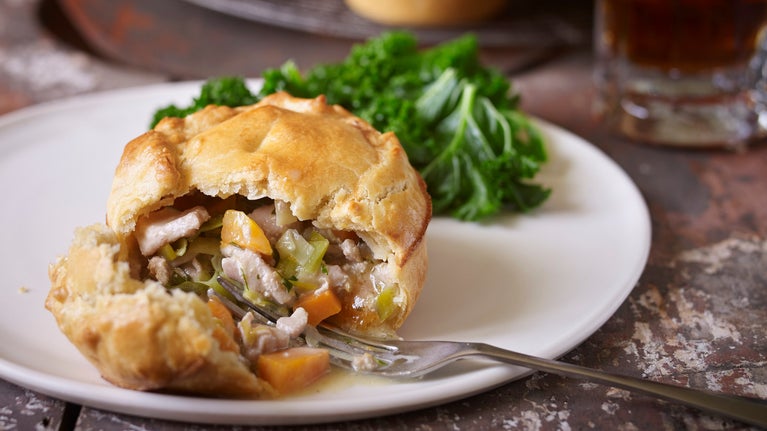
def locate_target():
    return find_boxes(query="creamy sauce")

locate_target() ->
[285,367,394,399]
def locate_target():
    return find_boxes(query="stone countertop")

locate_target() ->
[1,0,765,430]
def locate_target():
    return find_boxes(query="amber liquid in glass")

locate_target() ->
[596,0,767,147]
[602,0,767,72]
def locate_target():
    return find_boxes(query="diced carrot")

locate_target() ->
[257,347,330,394]
[207,297,239,352]
[211,326,239,353]
[207,296,236,335]
[295,289,342,326]
[220,209,272,256]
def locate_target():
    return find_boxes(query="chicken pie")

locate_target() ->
[46,92,431,397]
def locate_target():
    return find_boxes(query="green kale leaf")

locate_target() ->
[151,31,550,221]
[149,77,257,128]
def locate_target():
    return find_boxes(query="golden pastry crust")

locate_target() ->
[106,92,430,334]
[46,224,274,398]
[47,92,430,397]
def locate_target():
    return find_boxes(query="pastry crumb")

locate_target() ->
[18,286,29,294]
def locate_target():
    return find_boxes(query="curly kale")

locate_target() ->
[151,32,550,221]
[150,77,257,128]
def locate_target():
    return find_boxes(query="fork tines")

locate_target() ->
[210,276,396,373]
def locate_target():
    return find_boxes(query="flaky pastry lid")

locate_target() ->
[105,92,431,267]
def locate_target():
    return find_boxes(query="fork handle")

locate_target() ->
[472,343,767,428]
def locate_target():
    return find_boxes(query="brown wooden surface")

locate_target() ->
[1,0,765,430]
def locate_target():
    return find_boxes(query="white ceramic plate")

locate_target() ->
[0,82,650,425]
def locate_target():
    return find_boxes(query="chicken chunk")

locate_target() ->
[134,206,210,256]
[221,245,293,305]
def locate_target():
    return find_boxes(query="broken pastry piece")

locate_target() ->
[46,92,431,397]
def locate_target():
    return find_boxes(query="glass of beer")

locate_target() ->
[594,0,767,148]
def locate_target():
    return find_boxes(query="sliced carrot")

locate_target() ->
[220,209,272,256]
[207,297,239,352]
[295,288,342,326]
[257,347,330,394]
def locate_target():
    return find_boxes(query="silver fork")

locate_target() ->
[214,277,767,428]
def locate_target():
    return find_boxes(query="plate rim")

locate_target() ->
[0,82,651,425]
